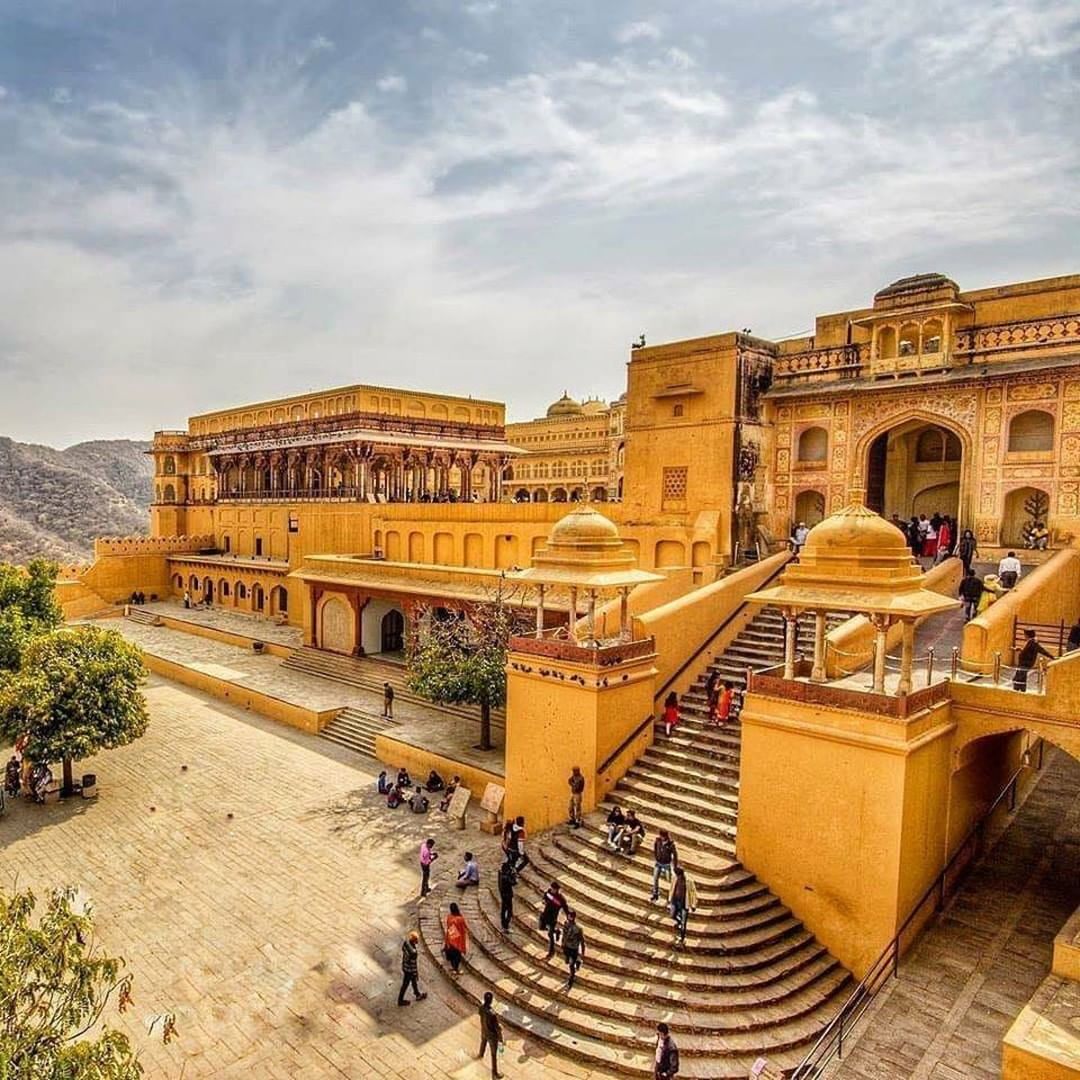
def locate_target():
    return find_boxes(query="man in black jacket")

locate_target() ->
[958,570,985,621]
[477,991,504,1079]
[497,859,517,931]
[654,1022,679,1079]
[1014,629,1053,692]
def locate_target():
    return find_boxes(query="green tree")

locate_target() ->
[0,626,149,796]
[0,559,63,672]
[0,885,143,1079]
[408,596,520,751]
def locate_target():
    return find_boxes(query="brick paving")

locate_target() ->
[832,748,1080,1079]
[0,676,602,1079]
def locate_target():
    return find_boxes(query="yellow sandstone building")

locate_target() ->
[57,270,1080,1078]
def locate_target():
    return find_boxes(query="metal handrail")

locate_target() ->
[790,739,1044,1078]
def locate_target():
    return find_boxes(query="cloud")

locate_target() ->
[465,1,499,15]
[0,1,1076,444]
[615,20,662,44]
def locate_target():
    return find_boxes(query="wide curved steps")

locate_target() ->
[417,605,853,1076]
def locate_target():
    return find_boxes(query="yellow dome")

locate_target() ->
[546,391,584,418]
[802,503,909,558]
[549,506,620,545]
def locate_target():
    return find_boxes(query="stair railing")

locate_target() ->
[789,738,1044,1078]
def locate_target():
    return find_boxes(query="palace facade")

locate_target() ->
[61,270,1080,652]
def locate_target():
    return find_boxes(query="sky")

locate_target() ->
[0,0,1078,446]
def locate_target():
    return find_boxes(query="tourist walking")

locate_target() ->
[704,669,720,714]
[650,829,678,902]
[567,765,585,828]
[710,681,733,727]
[935,517,952,563]
[419,837,438,898]
[662,692,680,737]
[1014,629,1052,692]
[442,901,470,976]
[958,570,985,622]
[998,550,1022,589]
[792,521,809,557]
[668,866,698,947]
[383,682,394,719]
[497,858,517,931]
[183,590,191,609]
[561,909,586,990]
[539,881,566,959]
[477,991,504,1079]
[957,529,978,575]
[397,931,427,1006]
[654,1022,680,1079]
[507,815,530,871]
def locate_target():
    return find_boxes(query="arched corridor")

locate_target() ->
[864,419,966,522]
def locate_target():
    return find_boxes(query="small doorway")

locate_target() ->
[381,609,405,654]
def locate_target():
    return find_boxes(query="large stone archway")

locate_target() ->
[317,594,356,654]
[852,405,976,529]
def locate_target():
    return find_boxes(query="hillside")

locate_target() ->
[0,437,153,564]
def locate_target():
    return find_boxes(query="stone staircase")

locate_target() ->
[125,608,162,627]
[318,707,397,759]
[418,605,855,1077]
[282,646,505,726]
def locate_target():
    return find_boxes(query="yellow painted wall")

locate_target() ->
[140,653,334,734]
[375,735,504,807]
[736,692,955,977]
[637,550,790,700]
[503,648,657,832]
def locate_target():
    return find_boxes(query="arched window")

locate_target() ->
[1008,410,1054,453]
[163,483,176,503]
[163,455,176,475]
[673,404,684,418]
[877,327,897,359]
[797,427,828,463]
[236,583,247,600]
[921,319,943,354]
[944,431,961,461]
[898,324,919,357]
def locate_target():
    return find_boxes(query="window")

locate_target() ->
[288,513,299,533]
[662,466,688,507]
[1008,410,1054,453]
[673,404,684,418]
[255,537,263,557]
[223,535,231,553]
[797,427,829,463]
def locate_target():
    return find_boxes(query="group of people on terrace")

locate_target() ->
[379,765,460,814]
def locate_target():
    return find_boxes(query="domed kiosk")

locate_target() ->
[747,503,959,693]
[510,506,662,642]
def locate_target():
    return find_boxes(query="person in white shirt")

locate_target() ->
[998,551,1022,589]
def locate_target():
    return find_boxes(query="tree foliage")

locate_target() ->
[407,596,523,750]
[0,885,143,1080]
[0,559,63,672]
[0,627,148,782]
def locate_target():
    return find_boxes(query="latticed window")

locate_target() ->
[662,466,688,506]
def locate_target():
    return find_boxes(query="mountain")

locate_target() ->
[0,437,153,564]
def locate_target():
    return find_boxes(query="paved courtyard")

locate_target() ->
[834,748,1080,1079]
[0,676,573,1079]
